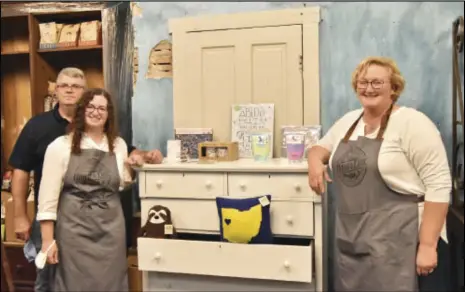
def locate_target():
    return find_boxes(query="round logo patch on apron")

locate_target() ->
[336,144,367,187]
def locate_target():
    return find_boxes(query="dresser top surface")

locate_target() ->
[136,158,308,173]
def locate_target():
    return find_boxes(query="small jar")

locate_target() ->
[216,148,228,159]
[206,147,217,160]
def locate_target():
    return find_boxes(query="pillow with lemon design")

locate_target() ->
[215,195,273,244]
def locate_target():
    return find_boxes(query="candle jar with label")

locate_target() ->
[285,132,306,163]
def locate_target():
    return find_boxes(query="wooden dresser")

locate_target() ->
[137,159,323,291]
[3,242,36,292]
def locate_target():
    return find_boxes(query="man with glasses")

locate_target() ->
[8,67,163,292]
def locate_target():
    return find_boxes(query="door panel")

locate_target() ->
[174,25,303,157]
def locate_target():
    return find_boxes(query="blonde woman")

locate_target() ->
[308,57,451,291]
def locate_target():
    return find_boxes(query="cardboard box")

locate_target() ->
[198,141,239,162]
[4,192,35,242]
[127,252,142,292]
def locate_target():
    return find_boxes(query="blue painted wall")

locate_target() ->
[132,2,464,159]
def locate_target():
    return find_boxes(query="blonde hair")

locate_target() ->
[56,67,87,86]
[351,56,405,102]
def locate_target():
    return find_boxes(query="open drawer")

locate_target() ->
[138,237,313,283]
[140,198,314,236]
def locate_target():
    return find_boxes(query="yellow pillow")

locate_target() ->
[215,195,272,244]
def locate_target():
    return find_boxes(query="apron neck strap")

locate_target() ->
[342,103,395,143]
[376,103,395,140]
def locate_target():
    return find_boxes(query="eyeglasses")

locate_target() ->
[56,83,84,91]
[357,79,386,90]
[86,104,107,114]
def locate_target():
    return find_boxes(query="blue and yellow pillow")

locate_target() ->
[215,195,272,244]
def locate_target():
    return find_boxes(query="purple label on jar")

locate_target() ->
[287,143,305,161]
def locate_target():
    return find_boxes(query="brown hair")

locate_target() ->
[68,88,118,154]
[351,56,406,102]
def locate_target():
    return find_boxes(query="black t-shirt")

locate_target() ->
[8,105,136,207]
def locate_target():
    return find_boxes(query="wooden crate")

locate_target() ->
[198,142,239,162]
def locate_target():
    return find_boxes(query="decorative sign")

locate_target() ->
[231,104,274,158]
[174,128,213,160]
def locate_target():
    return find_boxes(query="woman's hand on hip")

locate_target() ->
[416,244,437,276]
[308,161,332,195]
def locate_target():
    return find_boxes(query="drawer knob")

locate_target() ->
[286,215,294,224]
[294,184,301,191]
[283,260,291,269]
[154,252,162,261]
[156,180,163,188]
[239,183,247,190]
[205,181,212,188]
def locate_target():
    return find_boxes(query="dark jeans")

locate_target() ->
[35,264,55,292]
[418,238,452,292]
[30,219,56,292]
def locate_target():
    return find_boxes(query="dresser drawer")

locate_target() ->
[138,237,313,283]
[141,198,220,233]
[228,173,315,201]
[144,172,225,198]
[141,199,314,236]
[271,201,314,237]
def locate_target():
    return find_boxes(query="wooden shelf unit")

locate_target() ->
[1,10,104,163]
[37,44,103,53]
[1,15,30,55]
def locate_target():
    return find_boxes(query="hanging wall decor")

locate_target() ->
[146,40,172,79]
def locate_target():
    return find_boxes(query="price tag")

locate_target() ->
[259,196,270,207]
[164,224,173,235]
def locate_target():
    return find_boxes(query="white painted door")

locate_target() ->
[173,25,303,157]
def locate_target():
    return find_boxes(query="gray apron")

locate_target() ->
[54,149,128,291]
[332,105,421,291]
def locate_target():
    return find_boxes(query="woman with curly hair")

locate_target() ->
[36,88,132,291]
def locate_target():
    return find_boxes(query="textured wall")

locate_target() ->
[132,2,463,159]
